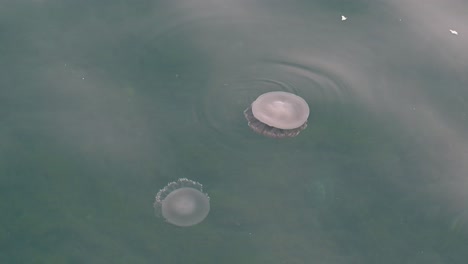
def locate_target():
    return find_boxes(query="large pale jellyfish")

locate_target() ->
[154,178,210,227]
[244,91,309,138]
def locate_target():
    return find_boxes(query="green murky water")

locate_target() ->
[1,0,467,263]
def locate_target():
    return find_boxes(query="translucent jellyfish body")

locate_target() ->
[154,178,210,227]
[244,91,309,138]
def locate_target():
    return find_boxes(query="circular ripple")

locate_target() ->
[193,58,353,147]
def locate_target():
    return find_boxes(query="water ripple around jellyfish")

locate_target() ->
[193,58,355,148]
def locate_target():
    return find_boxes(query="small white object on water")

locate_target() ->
[449,29,458,35]
[341,15,347,21]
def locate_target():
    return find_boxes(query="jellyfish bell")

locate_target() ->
[244,91,309,138]
[154,178,210,227]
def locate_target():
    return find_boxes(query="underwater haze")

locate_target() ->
[1,0,468,263]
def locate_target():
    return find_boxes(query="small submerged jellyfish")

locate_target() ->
[154,178,210,227]
[244,91,309,138]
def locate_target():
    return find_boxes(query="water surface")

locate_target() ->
[1,0,467,263]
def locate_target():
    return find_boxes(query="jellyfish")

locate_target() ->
[154,178,210,227]
[244,91,309,138]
